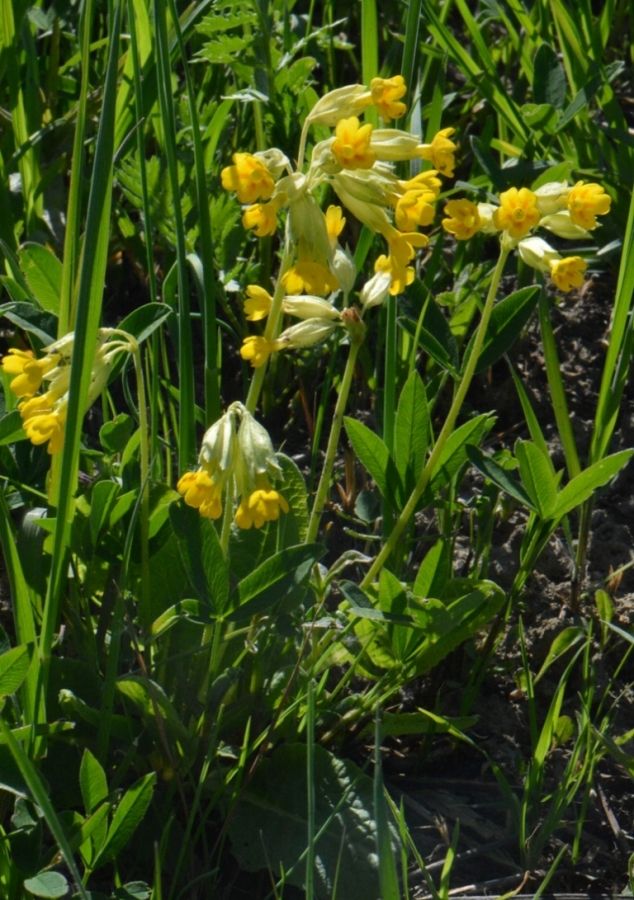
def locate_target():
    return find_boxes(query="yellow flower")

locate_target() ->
[242,200,279,237]
[394,189,436,231]
[282,261,339,296]
[567,181,611,230]
[550,256,587,292]
[19,400,65,454]
[386,229,429,267]
[493,187,540,239]
[418,128,457,177]
[400,170,442,197]
[442,199,481,240]
[331,117,376,170]
[1,348,59,398]
[234,488,289,529]
[244,285,273,321]
[176,470,223,519]
[370,75,407,120]
[221,152,275,204]
[375,253,415,296]
[240,335,278,368]
[325,205,346,245]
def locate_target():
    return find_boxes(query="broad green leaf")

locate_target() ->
[466,444,536,510]
[116,302,174,346]
[0,300,57,343]
[169,503,229,614]
[116,676,190,743]
[475,286,540,373]
[370,709,477,739]
[89,481,120,547]
[533,626,584,685]
[553,450,634,520]
[413,539,452,599]
[0,409,25,445]
[393,371,429,491]
[229,543,323,621]
[150,600,212,640]
[515,440,558,517]
[99,414,134,453]
[23,870,69,898]
[533,43,567,108]
[79,749,108,815]
[18,243,62,314]
[344,417,391,498]
[339,581,414,626]
[277,452,309,543]
[431,413,496,491]
[228,743,396,899]
[0,644,32,697]
[92,772,156,869]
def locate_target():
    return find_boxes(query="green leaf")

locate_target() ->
[229,543,323,621]
[116,302,174,345]
[475,286,540,373]
[116,676,190,743]
[169,503,229,614]
[79,749,108,815]
[553,450,634,520]
[466,444,536,510]
[339,581,415,626]
[533,44,567,108]
[150,599,213,640]
[0,301,57,343]
[431,413,496,491]
[0,409,25,445]
[413,539,451,598]
[515,440,558,517]
[23,870,69,898]
[228,743,395,899]
[91,772,156,869]
[100,414,134,453]
[371,709,477,739]
[393,371,429,492]
[18,243,62,314]
[89,481,120,546]
[344,417,392,498]
[0,644,32,697]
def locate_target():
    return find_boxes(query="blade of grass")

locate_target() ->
[374,709,400,899]
[306,680,316,900]
[154,0,195,469]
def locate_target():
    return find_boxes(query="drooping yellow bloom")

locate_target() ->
[177,470,223,519]
[442,199,482,240]
[1,348,60,398]
[234,487,289,529]
[550,256,587,292]
[386,230,429,267]
[282,260,339,296]
[325,205,346,245]
[221,152,275,204]
[19,394,66,454]
[331,117,376,170]
[418,128,457,177]
[240,335,278,368]
[400,170,442,197]
[394,189,436,231]
[567,181,611,230]
[370,75,407,120]
[244,285,273,321]
[375,253,415,296]
[493,187,540,240]
[242,200,279,237]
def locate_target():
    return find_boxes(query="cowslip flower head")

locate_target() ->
[442,199,481,240]
[178,403,289,530]
[567,181,611,230]
[244,285,273,321]
[242,199,281,237]
[370,75,407,120]
[1,348,60,398]
[550,256,587,292]
[282,260,339,296]
[240,335,278,368]
[400,170,442,197]
[331,117,376,170]
[417,128,457,177]
[493,187,540,240]
[234,489,289,529]
[221,152,275,203]
[394,189,436,231]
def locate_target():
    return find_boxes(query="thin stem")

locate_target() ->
[306,322,364,543]
[133,346,151,629]
[361,245,510,588]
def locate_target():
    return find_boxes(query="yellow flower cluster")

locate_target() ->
[220,76,458,364]
[441,180,611,292]
[177,402,289,529]
[1,330,136,454]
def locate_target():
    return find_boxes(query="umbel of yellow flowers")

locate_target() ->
[220,76,458,365]
[1,329,137,453]
[177,402,289,529]
[442,180,611,293]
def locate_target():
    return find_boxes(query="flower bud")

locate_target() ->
[540,211,590,240]
[282,296,342,320]
[359,270,391,310]
[276,318,338,349]
[306,84,373,127]
[517,236,560,273]
[534,181,570,215]
[331,247,357,296]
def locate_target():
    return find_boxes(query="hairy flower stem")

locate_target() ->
[245,240,294,414]
[306,316,364,543]
[361,246,510,588]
